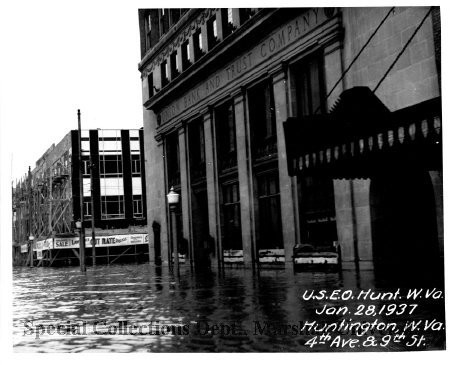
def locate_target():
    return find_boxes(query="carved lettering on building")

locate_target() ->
[158,8,332,125]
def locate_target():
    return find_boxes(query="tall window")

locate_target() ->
[188,120,206,182]
[148,72,154,98]
[133,195,144,218]
[161,60,169,87]
[248,80,277,160]
[160,9,169,35]
[166,133,180,188]
[83,199,92,218]
[100,155,123,176]
[256,172,283,249]
[215,101,237,172]
[101,195,125,219]
[98,130,125,220]
[170,50,179,79]
[299,175,337,248]
[131,155,141,175]
[227,8,233,24]
[207,16,218,49]
[293,53,336,248]
[181,40,191,70]
[170,9,181,26]
[221,181,242,250]
[193,29,203,61]
[145,13,152,50]
[294,53,325,116]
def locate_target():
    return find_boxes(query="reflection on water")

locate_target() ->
[13,264,445,352]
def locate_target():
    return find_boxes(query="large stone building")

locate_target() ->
[138,8,442,275]
[12,128,148,266]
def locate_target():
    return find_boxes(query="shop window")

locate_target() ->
[181,40,191,70]
[248,80,277,160]
[256,172,283,249]
[299,175,337,248]
[215,101,237,172]
[221,181,242,250]
[161,59,169,87]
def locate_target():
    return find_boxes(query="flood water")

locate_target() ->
[13,263,445,352]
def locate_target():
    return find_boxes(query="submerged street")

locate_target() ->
[13,263,445,352]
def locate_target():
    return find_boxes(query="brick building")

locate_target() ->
[12,129,148,266]
[138,7,442,275]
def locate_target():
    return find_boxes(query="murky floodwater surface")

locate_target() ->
[13,264,445,352]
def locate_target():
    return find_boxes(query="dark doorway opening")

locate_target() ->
[370,167,440,281]
[152,221,161,265]
[191,188,210,268]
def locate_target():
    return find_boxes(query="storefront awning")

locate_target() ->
[284,87,442,177]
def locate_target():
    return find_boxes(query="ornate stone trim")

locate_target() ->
[142,9,218,78]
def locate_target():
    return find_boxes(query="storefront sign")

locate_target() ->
[33,239,53,251]
[53,234,148,250]
[158,8,334,124]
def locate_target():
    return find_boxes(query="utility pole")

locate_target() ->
[90,155,97,267]
[78,109,86,272]
[27,166,34,268]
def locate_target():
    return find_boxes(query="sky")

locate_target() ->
[0,0,442,182]
[0,0,145,182]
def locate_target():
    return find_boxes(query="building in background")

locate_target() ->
[12,129,148,266]
[138,7,442,276]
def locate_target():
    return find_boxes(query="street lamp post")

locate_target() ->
[167,187,180,274]
[28,234,34,267]
[77,109,86,272]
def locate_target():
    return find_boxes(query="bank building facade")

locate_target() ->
[138,8,442,276]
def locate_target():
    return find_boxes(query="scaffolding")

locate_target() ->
[12,157,73,266]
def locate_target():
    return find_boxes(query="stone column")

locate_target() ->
[203,107,221,267]
[143,108,169,265]
[178,126,193,264]
[234,89,255,269]
[271,66,298,269]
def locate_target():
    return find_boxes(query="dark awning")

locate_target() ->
[284,87,442,177]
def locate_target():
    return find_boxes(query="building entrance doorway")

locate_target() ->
[370,167,439,279]
[191,188,210,268]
